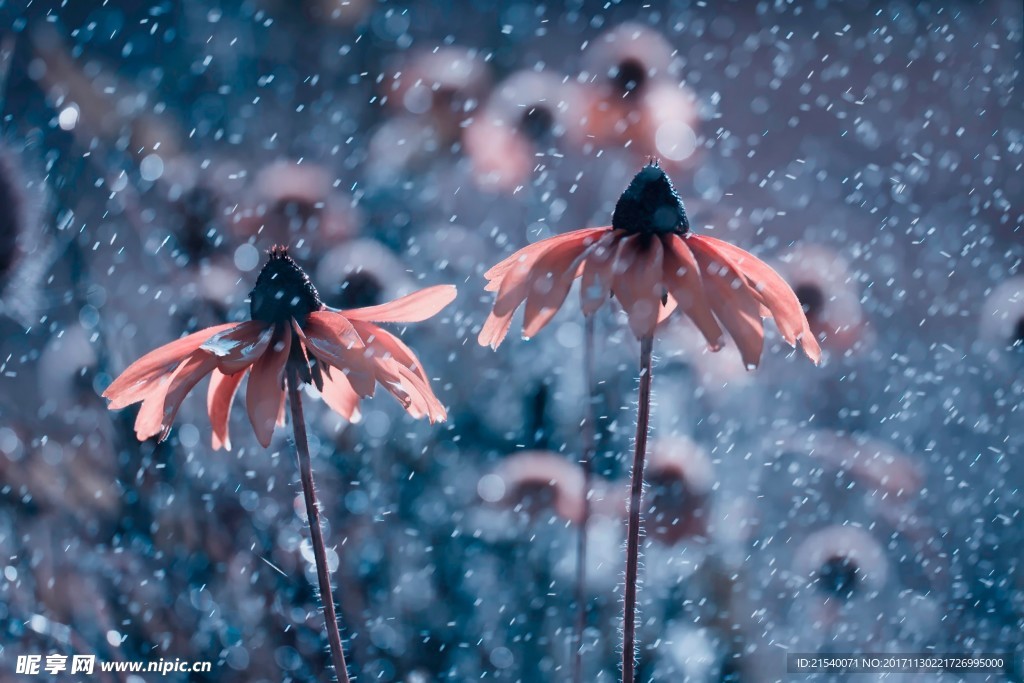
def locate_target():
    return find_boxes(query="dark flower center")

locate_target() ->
[795,282,826,320]
[645,469,703,523]
[520,106,555,144]
[327,271,384,310]
[432,85,459,113]
[612,58,647,96]
[511,481,559,518]
[612,162,689,235]
[817,555,860,599]
[249,246,323,324]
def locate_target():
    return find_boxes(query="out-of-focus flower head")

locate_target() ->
[161,159,248,264]
[482,451,621,524]
[233,161,357,254]
[778,430,923,505]
[793,526,888,601]
[464,70,585,191]
[486,451,587,523]
[369,48,491,179]
[581,23,701,169]
[480,162,820,370]
[103,246,455,449]
[383,46,491,142]
[774,245,869,355]
[643,437,713,544]
[315,238,415,310]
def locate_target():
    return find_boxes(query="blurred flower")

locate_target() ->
[103,246,454,448]
[383,47,490,138]
[483,451,622,525]
[488,451,587,523]
[369,48,490,179]
[581,23,700,168]
[781,430,923,504]
[793,526,888,601]
[479,162,821,368]
[315,238,415,309]
[644,438,713,545]
[464,71,585,190]
[234,161,357,252]
[162,159,248,264]
[979,276,1024,351]
[774,245,868,354]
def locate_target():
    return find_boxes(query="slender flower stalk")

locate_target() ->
[287,368,351,682]
[622,334,653,683]
[573,314,597,683]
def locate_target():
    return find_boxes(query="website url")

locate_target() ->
[100,660,213,674]
[16,654,213,676]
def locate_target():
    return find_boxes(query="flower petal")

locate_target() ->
[478,309,517,350]
[342,285,457,323]
[320,367,362,423]
[688,235,765,369]
[695,236,821,364]
[301,311,376,397]
[521,238,593,339]
[201,322,275,375]
[351,320,429,383]
[579,232,618,316]
[380,360,448,423]
[483,228,609,283]
[348,320,447,422]
[662,236,724,350]
[207,368,245,451]
[245,326,291,448]
[612,235,665,339]
[104,323,235,409]
[479,261,546,347]
[479,228,609,348]
[134,352,218,442]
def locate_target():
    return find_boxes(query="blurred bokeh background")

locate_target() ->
[0,0,1021,681]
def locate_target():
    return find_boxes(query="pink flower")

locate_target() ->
[479,162,821,368]
[104,246,455,449]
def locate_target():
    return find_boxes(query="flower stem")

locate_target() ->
[287,372,351,683]
[573,314,597,683]
[623,334,654,683]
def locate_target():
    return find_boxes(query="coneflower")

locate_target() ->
[479,162,819,683]
[104,246,456,682]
